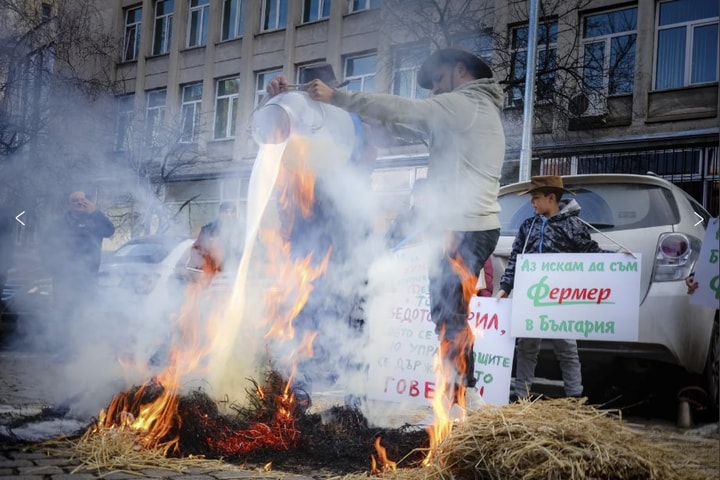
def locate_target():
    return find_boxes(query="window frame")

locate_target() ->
[302,0,330,23]
[221,0,244,41]
[580,6,638,96]
[391,45,428,99]
[261,0,288,32]
[145,89,167,146]
[123,6,142,62]
[114,95,135,151]
[213,77,240,140]
[152,0,174,56]
[653,0,719,90]
[348,0,380,13]
[509,20,558,106]
[343,53,377,93]
[187,0,210,48]
[255,68,283,107]
[180,83,203,143]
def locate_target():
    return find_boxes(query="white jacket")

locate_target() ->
[332,78,506,232]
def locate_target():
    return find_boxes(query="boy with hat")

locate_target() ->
[268,47,505,411]
[497,175,607,401]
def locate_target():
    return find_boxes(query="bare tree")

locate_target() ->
[378,0,636,146]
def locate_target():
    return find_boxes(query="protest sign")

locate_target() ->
[366,245,515,407]
[690,218,720,310]
[510,253,640,341]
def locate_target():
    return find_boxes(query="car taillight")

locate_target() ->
[653,233,700,282]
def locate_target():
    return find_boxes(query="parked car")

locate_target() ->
[98,236,195,310]
[492,174,718,410]
[1,251,52,326]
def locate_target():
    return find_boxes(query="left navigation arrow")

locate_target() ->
[15,211,25,226]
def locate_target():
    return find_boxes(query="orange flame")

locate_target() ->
[424,253,479,465]
[260,229,331,340]
[370,436,397,474]
[94,136,333,458]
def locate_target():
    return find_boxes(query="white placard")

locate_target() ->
[510,253,640,341]
[690,218,720,310]
[366,245,515,406]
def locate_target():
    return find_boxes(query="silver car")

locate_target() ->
[493,174,718,410]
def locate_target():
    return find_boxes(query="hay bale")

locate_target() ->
[425,397,687,480]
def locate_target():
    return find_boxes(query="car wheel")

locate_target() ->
[704,314,720,419]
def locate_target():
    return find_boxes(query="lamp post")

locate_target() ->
[518,0,540,182]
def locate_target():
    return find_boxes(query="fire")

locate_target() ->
[424,252,479,465]
[92,137,332,459]
[370,436,397,474]
[260,228,331,340]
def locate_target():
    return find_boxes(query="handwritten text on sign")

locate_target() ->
[690,218,720,310]
[366,245,515,406]
[511,253,640,341]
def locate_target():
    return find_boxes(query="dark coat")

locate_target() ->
[499,199,605,294]
[47,210,115,277]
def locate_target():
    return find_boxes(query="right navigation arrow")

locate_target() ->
[694,212,703,227]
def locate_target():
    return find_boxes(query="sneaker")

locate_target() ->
[464,387,486,410]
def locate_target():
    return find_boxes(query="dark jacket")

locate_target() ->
[499,199,605,294]
[47,210,115,276]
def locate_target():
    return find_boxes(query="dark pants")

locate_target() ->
[429,229,500,388]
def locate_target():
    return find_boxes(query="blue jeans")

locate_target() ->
[428,229,500,388]
[512,338,583,397]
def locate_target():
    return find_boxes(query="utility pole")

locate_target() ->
[518,0,540,182]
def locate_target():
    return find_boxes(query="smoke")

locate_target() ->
[1,82,440,430]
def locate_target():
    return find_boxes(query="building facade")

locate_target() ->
[103,0,718,238]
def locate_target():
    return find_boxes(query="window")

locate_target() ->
[454,33,493,65]
[187,0,209,48]
[123,6,142,61]
[255,69,283,107]
[344,54,376,92]
[349,0,380,13]
[509,21,557,105]
[153,0,174,56]
[115,95,135,151]
[581,7,637,96]
[392,46,428,99]
[302,0,330,23]
[145,90,167,146]
[41,3,52,21]
[181,83,203,143]
[261,0,287,32]
[214,78,239,139]
[221,0,244,40]
[655,0,718,90]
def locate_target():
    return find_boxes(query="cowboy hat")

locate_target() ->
[417,47,493,89]
[518,175,575,195]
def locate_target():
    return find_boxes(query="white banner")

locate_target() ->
[365,245,515,406]
[510,253,640,341]
[690,218,720,310]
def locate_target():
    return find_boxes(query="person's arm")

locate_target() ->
[568,217,605,253]
[305,79,486,138]
[89,211,115,238]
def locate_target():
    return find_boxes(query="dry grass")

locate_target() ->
[41,429,239,476]
[47,396,717,479]
[334,397,718,480]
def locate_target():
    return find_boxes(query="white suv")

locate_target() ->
[493,174,718,410]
